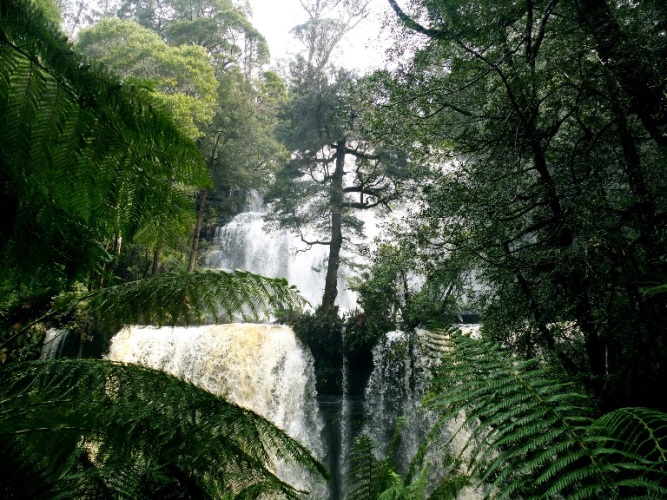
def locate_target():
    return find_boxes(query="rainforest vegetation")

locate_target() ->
[1,0,667,497]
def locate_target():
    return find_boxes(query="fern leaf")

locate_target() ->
[51,269,306,334]
[347,435,396,499]
[0,359,327,498]
[423,331,667,498]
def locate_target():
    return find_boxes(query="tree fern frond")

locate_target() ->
[423,331,667,498]
[347,435,396,500]
[0,359,327,498]
[87,269,307,331]
[0,0,211,284]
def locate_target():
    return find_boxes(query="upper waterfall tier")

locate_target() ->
[205,204,357,311]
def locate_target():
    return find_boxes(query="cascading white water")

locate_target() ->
[40,329,69,359]
[361,329,485,499]
[362,330,433,474]
[204,193,357,311]
[106,323,326,495]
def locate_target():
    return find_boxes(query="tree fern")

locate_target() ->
[347,418,454,500]
[87,269,308,329]
[347,435,396,499]
[2,269,306,355]
[0,4,322,498]
[422,330,667,498]
[0,359,328,498]
[0,0,210,288]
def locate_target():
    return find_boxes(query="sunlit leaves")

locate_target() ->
[77,18,217,139]
[0,0,210,289]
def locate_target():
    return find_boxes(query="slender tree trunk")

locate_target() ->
[144,248,151,277]
[321,140,346,311]
[151,248,161,276]
[188,189,208,273]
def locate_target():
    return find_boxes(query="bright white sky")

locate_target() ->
[246,0,394,72]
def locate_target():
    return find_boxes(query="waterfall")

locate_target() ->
[362,330,433,475]
[205,194,357,311]
[40,329,75,359]
[103,322,486,498]
[106,324,326,495]
[361,329,485,499]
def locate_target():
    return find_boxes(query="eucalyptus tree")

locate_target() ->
[118,0,269,75]
[76,18,219,274]
[376,0,667,410]
[0,1,209,306]
[55,0,118,35]
[77,18,218,139]
[0,0,302,340]
[268,0,410,311]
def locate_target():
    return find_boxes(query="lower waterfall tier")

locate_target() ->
[107,323,326,495]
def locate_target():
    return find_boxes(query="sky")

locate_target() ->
[246,0,394,72]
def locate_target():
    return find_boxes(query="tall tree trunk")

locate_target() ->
[321,140,346,311]
[187,189,208,273]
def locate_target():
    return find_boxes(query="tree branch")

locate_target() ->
[387,0,449,39]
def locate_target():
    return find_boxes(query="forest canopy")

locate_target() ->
[1,0,667,497]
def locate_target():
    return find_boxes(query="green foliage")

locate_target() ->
[347,420,445,500]
[77,18,218,139]
[0,359,328,498]
[352,243,461,331]
[344,240,463,372]
[347,435,399,499]
[376,0,667,410]
[292,308,344,395]
[0,0,210,296]
[0,269,305,361]
[0,3,322,498]
[89,269,306,331]
[423,331,667,498]
[118,0,269,72]
[31,0,60,25]
[203,68,288,217]
[268,56,409,309]
[114,0,287,228]
[343,308,386,368]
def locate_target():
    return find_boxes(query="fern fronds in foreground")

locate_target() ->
[55,269,307,332]
[0,359,327,498]
[347,435,396,499]
[424,332,667,499]
[347,431,436,500]
[0,0,210,285]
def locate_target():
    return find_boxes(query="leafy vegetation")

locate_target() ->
[4,0,667,496]
[373,0,667,412]
[292,308,345,395]
[0,359,327,498]
[266,0,409,311]
[0,0,208,295]
[77,17,218,139]
[419,330,667,498]
[0,1,323,496]
[347,432,429,500]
